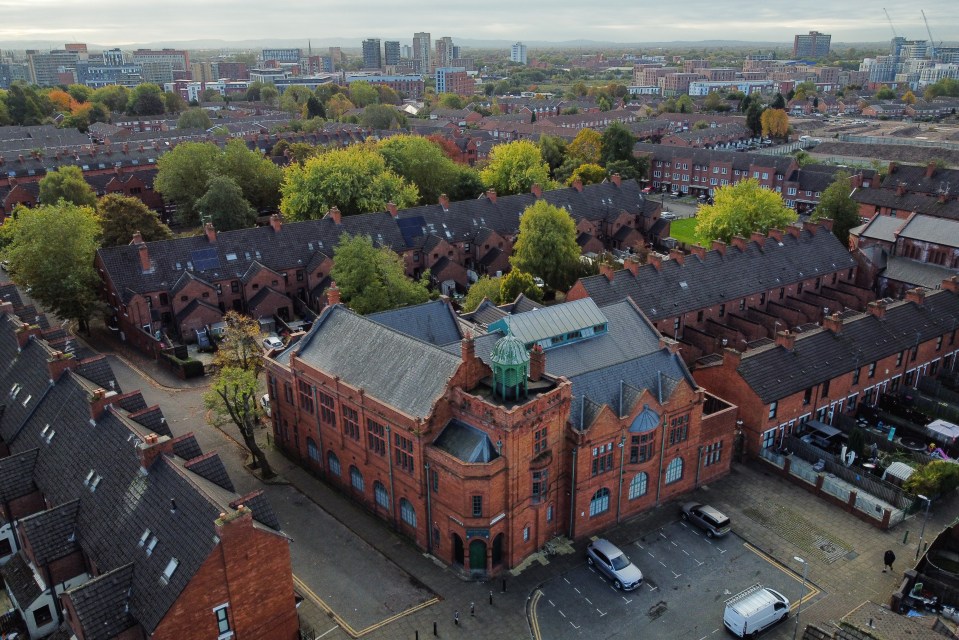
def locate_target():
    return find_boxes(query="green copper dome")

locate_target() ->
[490,333,530,367]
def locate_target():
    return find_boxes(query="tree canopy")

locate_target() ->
[126,83,166,116]
[330,234,430,314]
[500,269,544,303]
[567,163,607,186]
[38,165,97,207]
[378,136,470,205]
[280,144,418,220]
[195,176,257,232]
[177,108,212,130]
[760,108,789,140]
[811,171,860,247]
[2,202,101,330]
[462,276,502,312]
[599,122,636,166]
[205,366,275,478]
[97,194,172,247]
[695,178,798,244]
[480,140,553,196]
[510,200,581,290]
[567,128,602,166]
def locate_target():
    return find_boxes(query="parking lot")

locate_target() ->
[532,518,821,639]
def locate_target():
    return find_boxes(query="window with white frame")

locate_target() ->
[665,457,683,484]
[213,603,232,638]
[589,487,610,516]
[628,472,648,499]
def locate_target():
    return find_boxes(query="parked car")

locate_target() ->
[260,393,271,417]
[262,335,284,351]
[585,538,643,591]
[660,211,677,220]
[723,584,790,637]
[681,502,731,538]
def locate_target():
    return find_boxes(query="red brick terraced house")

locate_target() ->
[0,302,298,640]
[693,281,959,460]
[264,296,737,575]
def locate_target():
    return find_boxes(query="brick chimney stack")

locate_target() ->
[786,225,802,239]
[669,248,684,265]
[723,347,742,369]
[647,252,663,271]
[486,189,497,203]
[905,287,926,306]
[767,228,783,242]
[926,161,937,178]
[572,178,583,193]
[750,231,766,248]
[131,231,143,245]
[942,276,959,293]
[888,161,897,174]
[16,323,43,349]
[730,235,748,252]
[775,330,796,351]
[269,214,282,233]
[386,202,398,218]
[327,206,341,224]
[600,263,615,281]
[0,301,14,316]
[47,350,76,382]
[138,242,151,272]
[326,282,341,305]
[711,239,726,256]
[531,183,543,198]
[439,194,450,211]
[204,222,216,243]
[137,433,175,472]
[896,183,906,197]
[802,221,820,235]
[610,173,622,187]
[867,300,887,319]
[89,388,116,421]
[689,244,706,260]
[822,312,842,334]
[529,344,546,381]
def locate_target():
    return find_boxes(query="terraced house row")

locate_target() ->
[95,178,664,354]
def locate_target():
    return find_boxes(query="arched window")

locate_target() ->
[374,481,390,509]
[665,457,683,484]
[628,472,648,500]
[306,437,319,463]
[350,465,364,492]
[400,498,417,528]
[327,451,341,477]
[589,487,610,517]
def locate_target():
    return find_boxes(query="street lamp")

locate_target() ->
[916,494,931,561]
[792,556,808,640]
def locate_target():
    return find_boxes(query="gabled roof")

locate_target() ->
[735,289,959,404]
[488,298,607,349]
[632,141,797,175]
[852,189,959,221]
[433,419,499,463]
[64,563,137,639]
[18,499,81,566]
[241,260,281,284]
[0,551,42,606]
[0,448,39,504]
[882,257,958,289]
[881,163,959,194]
[898,215,959,248]
[171,270,214,296]
[851,215,905,243]
[575,225,854,321]
[184,453,236,492]
[293,305,462,419]
[368,299,462,346]
[174,298,221,323]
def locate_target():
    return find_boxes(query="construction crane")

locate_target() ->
[883,8,898,38]
[921,10,939,58]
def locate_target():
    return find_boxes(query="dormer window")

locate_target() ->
[139,529,151,546]
[161,558,179,584]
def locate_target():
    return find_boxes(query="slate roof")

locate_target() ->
[184,453,236,492]
[368,299,462,346]
[170,433,203,461]
[460,298,508,327]
[575,225,855,321]
[230,491,281,531]
[850,215,904,243]
[881,164,959,195]
[128,406,171,437]
[1,551,42,606]
[75,355,121,393]
[0,448,39,505]
[488,298,607,348]
[18,499,81,566]
[735,288,959,404]
[433,419,499,463]
[882,257,958,288]
[632,141,797,176]
[852,188,959,221]
[64,563,137,640]
[293,305,462,419]
[898,214,959,247]
[174,298,221,323]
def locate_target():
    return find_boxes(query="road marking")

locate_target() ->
[559,610,566,618]
[679,521,689,529]
[597,609,607,617]
[659,532,668,539]
[293,574,440,638]
[584,597,592,605]
[659,561,667,567]
[549,599,555,607]
[530,590,544,640]
[695,559,705,566]
[647,551,656,558]
[570,622,580,629]
[317,626,340,639]
[622,597,632,604]
[574,587,581,594]
[564,577,571,584]
[671,541,678,547]
[647,584,659,592]
[683,550,690,556]
[635,542,645,550]
[741,542,822,611]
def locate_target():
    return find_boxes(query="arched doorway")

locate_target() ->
[469,539,487,576]
[452,533,464,568]
[491,533,504,567]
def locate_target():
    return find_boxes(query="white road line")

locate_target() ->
[672,572,682,579]
[696,560,705,566]
[719,549,726,554]
[559,610,567,618]
[549,600,555,607]
[574,587,581,594]
[317,626,340,639]
[570,622,580,629]
[622,597,632,604]
[635,542,645,550]
[647,584,659,592]
[659,532,668,539]
[564,577,571,584]
[584,598,592,605]
[647,551,656,558]
[683,550,690,556]
[597,609,607,617]
[659,561,667,567]
[679,521,689,529]
[671,541,678,547]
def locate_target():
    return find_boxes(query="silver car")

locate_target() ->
[681,502,731,538]
[586,538,643,591]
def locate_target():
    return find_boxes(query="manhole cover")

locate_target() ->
[813,535,848,563]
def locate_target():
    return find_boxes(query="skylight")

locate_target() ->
[161,558,179,583]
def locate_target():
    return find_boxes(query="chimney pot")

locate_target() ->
[775,330,796,351]
[326,282,341,305]
[269,214,282,233]
[669,248,684,265]
[711,239,726,256]
[486,189,497,203]
[600,263,615,281]
[137,433,173,472]
[625,255,641,275]
[802,220,820,235]
[204,222,216,243]
[386,202,398,217]
[531,183,543,198]
[786,225,801,239]
[867,299,887,319]
[131,230,144,245]
[689,244,706,260]
[942,276,959,293]
[438,194,450,210]
[926,161,936,178]
[610,173,622,187]
[822,312,843,334]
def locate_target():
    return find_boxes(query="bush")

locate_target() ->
[903,460,959,497]
[162,353,206,379]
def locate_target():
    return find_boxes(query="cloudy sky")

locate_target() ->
[1,0,957,47]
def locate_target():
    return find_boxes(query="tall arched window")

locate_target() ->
[665,457,684,484]
[327,451,341,477]
[589,487,610,517]
[350,465,364,492]
[400,498,417,528]
[374,481,390,509]
[306,437,319,463]
[628,472,648,500]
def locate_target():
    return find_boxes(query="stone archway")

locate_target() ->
[491,533,504,567]
[452,533,464,568]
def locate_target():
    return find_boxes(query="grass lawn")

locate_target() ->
[668,217,701,246]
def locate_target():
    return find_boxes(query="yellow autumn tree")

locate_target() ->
[760,108,789,140]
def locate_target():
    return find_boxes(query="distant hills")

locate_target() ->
[0,37,900,52]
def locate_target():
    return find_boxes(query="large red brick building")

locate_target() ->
[264,296,737,575]
[0,299,298,640]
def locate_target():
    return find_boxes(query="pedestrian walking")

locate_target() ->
[883,549,896,573]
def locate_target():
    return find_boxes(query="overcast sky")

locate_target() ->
[2,0,957,47]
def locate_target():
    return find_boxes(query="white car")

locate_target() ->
[262,336,284,351]
[260,394,271,417]
[660,211,677,220]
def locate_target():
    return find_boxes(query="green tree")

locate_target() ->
[0,92,10,126]
[219,139,283,212]
[361,104,405,130]
[510,200,581,290]
[38,165,97,207]
[97,194,172,247]
[771,93,786,110]
[695,178,798,244]
[811,171,860,246]
[195,176,257,231]
[599,122,637,167]
[693,119,710,130]
[163,90,186,114]
[746,102,764,136]
[245,81,265,101]
[568,163,607,186]
[177,108,212,130]
[260,85,278,106]
[462,276,502,312]
[154,142,223,224]
[279,85,314,115]
[2,202,101,330]
[67,84,92,103]
[703,92,725,112]
[675,95,695,113]
[348,81,379,108]
[326,93,355,119]
[205,366,275,478]
[437,93,464,109]
[538,135,567,175]
[876,85,896,100]
[480,140,553,196]
[306,95,326,119]
[211,311,265,375]
[126,83,166,115]
[280,144,418,220]
[500,269,544,303]
[91,84,129,113]
[567,128,602,166]
[6,83,48,125]
[379,136,461,205]
[448,165,485,201]
[330,234,430,314]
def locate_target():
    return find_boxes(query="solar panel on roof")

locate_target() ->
[191,247,220,272]
[397,216,426,247]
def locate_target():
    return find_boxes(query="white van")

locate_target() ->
[723,584,790,637]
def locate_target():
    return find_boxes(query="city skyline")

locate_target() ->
[2,0,958,48]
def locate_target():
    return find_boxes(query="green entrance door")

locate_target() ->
[469,539,487,574]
